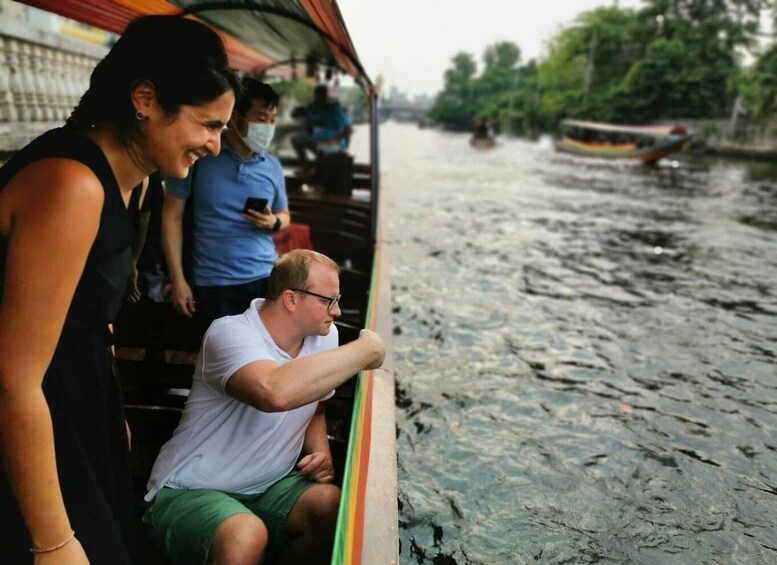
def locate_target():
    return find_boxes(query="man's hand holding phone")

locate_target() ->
[242,197,269,214]
[241,197,275,230]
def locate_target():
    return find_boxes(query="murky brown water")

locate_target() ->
[353,122,777,565]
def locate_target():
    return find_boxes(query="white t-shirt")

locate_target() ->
[145,298,337,501]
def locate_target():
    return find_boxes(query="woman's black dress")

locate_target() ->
[0,128,146,564]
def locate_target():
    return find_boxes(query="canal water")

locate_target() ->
[359,122,777,564]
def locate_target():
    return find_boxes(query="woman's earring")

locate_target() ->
[135,111,146,121]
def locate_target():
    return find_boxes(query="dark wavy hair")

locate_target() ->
[67,15,241,144]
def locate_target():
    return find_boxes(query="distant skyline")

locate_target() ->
[336,0,643,97]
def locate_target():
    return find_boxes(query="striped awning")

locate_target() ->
[17,0,370,86]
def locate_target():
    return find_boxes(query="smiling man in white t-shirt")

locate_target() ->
[143,249,385,565]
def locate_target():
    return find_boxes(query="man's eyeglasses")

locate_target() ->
[291,288,341,312]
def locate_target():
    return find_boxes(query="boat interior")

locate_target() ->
[3,1,395,563]
[115,153,378,497]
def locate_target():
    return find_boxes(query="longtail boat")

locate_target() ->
[470,136,496,149]
[556,119,693,165]
[8,2,397,563]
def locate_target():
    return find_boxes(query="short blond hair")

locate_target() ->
[265,249,340,301]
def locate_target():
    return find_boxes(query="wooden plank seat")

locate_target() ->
[113,301,199,488]
[288,211,371,244]
[286,192,373,271]
[286,186,371,209]
[305,227,372,274]
[112,301,201,563]
[113,300,200,404]
[279,156,372,198]
[284,174,305,192]
[114,300,202,351]
[290,218,371,249]
[288,191,371,213]
[285,194,374,272]
[288,196,371,223]
[287,195,371,233]
[350,173,372,190]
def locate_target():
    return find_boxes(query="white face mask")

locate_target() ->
[240,122,275,152]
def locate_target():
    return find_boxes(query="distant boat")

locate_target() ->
[555,119,693,165]
[470,136,496,149]
[470,117,496,149]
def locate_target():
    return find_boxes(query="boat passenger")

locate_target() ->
[0,15,239,565]
[291,84,353,175]
[472,117,490,139]
[143,249,386,565]
[162,78,290,338]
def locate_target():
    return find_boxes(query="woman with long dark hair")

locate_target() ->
[0,15,240,564]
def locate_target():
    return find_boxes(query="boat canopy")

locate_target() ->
[561,119,687,138]
[16,0,372,89]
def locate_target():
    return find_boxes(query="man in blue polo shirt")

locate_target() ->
[162,78,290,335]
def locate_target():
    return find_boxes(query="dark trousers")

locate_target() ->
[194,277,268,336]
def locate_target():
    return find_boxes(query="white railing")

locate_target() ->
[0,18,107,153]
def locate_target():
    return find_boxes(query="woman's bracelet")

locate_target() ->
[30,530,75,554]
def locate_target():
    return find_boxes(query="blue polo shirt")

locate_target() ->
[166,146,288,286]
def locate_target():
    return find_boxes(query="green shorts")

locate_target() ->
[143,472,314,565]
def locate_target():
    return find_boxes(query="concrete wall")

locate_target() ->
[676,118,777,160]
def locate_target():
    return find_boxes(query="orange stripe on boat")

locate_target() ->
[346,238,383,563]
[347,371,373,564]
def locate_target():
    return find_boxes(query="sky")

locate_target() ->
[336,0,643,99]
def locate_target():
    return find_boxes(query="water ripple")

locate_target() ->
[362,123,777,564]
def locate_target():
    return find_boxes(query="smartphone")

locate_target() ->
[242,197,269,214]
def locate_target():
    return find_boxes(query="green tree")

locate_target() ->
[740,44,777,118]
[733,3,777,119]
[535,7,649,123]
[476,42,521,108]
[629,0,770,118]
[429,0,773,131]
[610,37,710,122]
[429,52,478,129]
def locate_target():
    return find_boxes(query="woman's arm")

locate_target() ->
[0,158,103,559]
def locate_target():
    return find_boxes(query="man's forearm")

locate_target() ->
[230,332,384,413]
[268,338,382,410]
[303,407,330,456]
